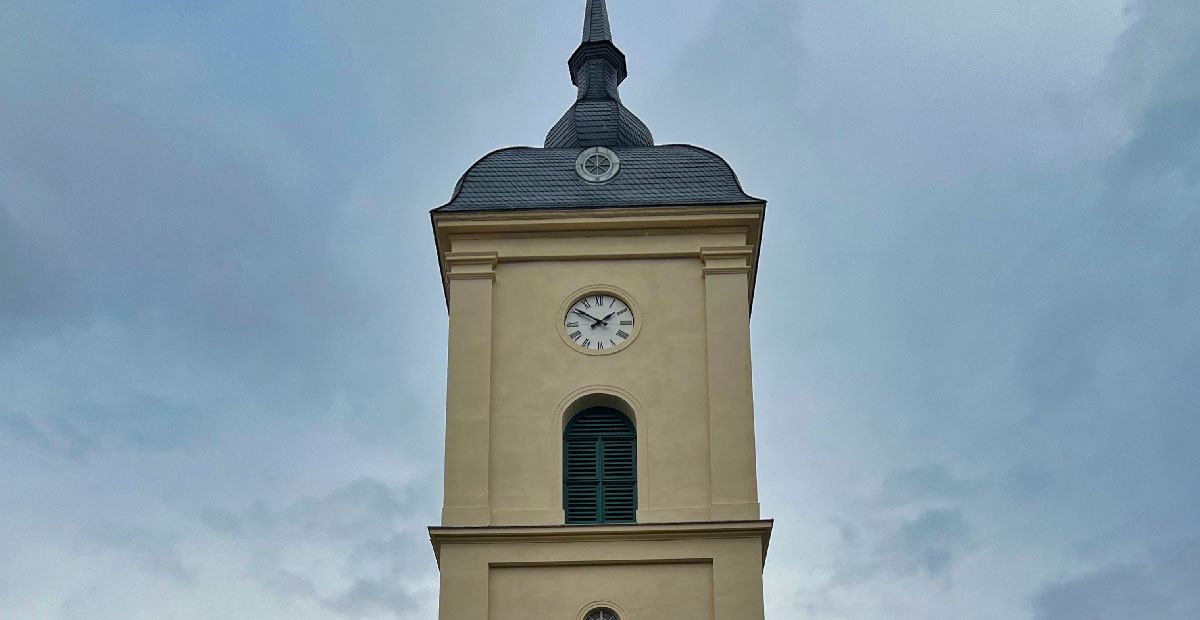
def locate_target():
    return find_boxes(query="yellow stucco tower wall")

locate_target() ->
[427,2,771,619]
[429,208,771,620]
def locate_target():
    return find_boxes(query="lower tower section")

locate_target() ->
[430,521,771,620]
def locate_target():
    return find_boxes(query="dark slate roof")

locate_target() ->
[545,99,653,149]
[434,145,762,212]
[582,0,612,43]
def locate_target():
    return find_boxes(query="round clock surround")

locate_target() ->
[558,285,641,356]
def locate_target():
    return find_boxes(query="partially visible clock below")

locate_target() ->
[564,293,635,352]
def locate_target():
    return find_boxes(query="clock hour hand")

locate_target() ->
[591,312,616,328]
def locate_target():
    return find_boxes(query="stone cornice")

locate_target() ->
[431,204,764,226]
[444,251,499,281]
[428,519,773,565]
[701,246,754,276]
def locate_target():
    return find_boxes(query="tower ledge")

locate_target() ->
[429,519,773,567]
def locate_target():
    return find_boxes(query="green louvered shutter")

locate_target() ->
[599,436,636,522]
[564,407,636,524]
[564,438,600,523]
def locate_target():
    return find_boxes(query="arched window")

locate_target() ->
[563,407,636,524]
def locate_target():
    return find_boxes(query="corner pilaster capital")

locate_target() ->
[444,251,499,281]
[700,246,753,276]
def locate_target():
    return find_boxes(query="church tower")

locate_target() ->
[428,2,770,619]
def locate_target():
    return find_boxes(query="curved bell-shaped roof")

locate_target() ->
[435,145,761,212]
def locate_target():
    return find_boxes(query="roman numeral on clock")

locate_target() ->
[566,293,635,351]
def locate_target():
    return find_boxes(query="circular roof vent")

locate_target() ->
[575,147,620,183]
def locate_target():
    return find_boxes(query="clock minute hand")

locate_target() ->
[573,309,604,324]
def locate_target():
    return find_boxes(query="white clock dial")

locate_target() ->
[564,293,635,352]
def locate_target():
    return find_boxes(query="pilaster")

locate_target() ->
[442,252,498,526]
[701,246,760,521]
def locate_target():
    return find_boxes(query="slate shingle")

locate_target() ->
[582,0,612,43]
[434,145,762,213]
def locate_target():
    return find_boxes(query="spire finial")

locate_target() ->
[544,0,654,148]
[582,0,612,43]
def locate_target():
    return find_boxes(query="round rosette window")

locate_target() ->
[575,147,621,183]
[584,609,620,620]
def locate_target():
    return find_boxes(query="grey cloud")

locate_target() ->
[0,411,94,459]
[1105,0,1200,115]
[203,478,433,618]
[824,507,975,589]
[1012,301,1104,418]
[325,578,421,618]
[202,477,425,540]
[1007,0,1200,540]
[0,2,413,406]
[0,10,446,616]
[876,465,975,506]
[79,523,194,585]
[653,0,806,174]
[796,505,976,618]
[877,509,973,578]
[0,204,79,326]
[1033,539,1200,620]
[257,567,320,601]
[830,518,861,547]
[1005,462,1054,502]
[88,392,211,452]
[0,391,212,459]
[0,1,448,480]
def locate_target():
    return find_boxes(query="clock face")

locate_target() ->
[564,293,635,352]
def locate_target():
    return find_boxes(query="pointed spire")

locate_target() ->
[545,0,654,148]
[582,0,612,43]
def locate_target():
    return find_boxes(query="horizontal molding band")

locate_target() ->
[430,519,772,548]
[490,557,714,569]
[703,266,752,276]
[444,251,499,267]
[446,272,498,281]
[497,251,699,263]
[699,245,754,259]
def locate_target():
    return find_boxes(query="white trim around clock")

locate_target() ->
[557,283,643,356]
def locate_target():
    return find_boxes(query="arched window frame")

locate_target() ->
[563,406,637,524]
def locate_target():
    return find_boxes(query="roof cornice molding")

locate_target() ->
[431,204,766,313]
[432,203,764,226]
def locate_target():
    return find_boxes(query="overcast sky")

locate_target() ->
[2,0,1198,618]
